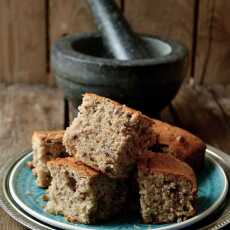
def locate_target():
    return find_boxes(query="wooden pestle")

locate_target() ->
[87,0,151,60]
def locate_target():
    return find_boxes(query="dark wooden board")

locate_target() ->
[209,84,230,121]
[171,81,230,153]
[0,84,64,229]
[160,104,177,125]
[195,0,230,84]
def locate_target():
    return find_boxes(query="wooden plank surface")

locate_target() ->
[49,0,95,85]
[195,0,230,84]
[209,84,230,120]
[124,0,195,76]
[160,104,177,125]
[49,0,122,43]
[171,80,230,153]
[0,84,64,229]
[1,0,230,85]
[0,0,47,84]
[49,0,94,44]
[0,209,25,230]
[49,0,95,86]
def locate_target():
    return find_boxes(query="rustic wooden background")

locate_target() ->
[1,0,230,85]
[1,1,230,229]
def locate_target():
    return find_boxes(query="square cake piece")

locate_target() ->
[63,93,155,178]
[32,130,68,187]
[138,152,197,224]
[45,157,127,224]
[151,119,206,172]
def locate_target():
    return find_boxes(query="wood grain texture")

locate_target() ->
[0,0,47,84]
[208,84,230,130]
[49,0,122,43]
[124,0,195,76]
[0,84,64,229]
[49,0,94,44]
[160,104,177,126]
[49,0,94,85]
[0,209,25,230]
[171,80,230,153]
[195,0,230,84]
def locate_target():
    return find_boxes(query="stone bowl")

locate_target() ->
[51,32,188,116]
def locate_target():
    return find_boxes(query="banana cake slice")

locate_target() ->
[63,93,155,178]
[45,157,127,224]
[138,152,197,224]
[32,130,68,187]
[151,119,206,172]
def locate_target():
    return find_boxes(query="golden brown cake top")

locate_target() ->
[83,93,141,115]
[152,119,206,158]
[138,152,197,192]
[83,94,154,123]
[32,130,65,143]
[82,93,156,144]
[47,157,99,177]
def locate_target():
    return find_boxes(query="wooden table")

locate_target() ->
[1,81,230,229]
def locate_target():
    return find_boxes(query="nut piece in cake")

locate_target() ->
[32,130,68,188]
[45,157,127,224]
[138,152,197,224]
[151,119,206,172]
[63,93,155,178]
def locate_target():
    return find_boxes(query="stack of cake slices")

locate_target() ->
[31,93,206,224]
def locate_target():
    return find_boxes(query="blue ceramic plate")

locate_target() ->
[8,152,228,230]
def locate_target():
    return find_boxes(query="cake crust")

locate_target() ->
[47,157,98,178]
[138,152,197,193]
[32,130,65,143]
[151,119,206,172]
[138,152,197,224]
[32,130,67,187]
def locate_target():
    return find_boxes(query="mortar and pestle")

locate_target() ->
[52,0,188,117]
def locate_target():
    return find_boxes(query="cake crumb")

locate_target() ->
[42,194,49,201]
[26,161,34,169]
[32,130,68,188]
[65,216,78,223]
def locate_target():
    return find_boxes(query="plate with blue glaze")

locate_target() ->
[6,150,229,230]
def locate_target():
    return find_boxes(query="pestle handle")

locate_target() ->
[87,0,151,60]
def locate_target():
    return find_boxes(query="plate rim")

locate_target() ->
[0,150,58,230]
[3,187,56,230]
[7,150,229,230]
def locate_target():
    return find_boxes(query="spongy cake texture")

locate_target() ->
[151,119,206,172]
[32,130,68,187]
[45,157,127,224]
[63,93,155,178]
[138,152,197,223]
